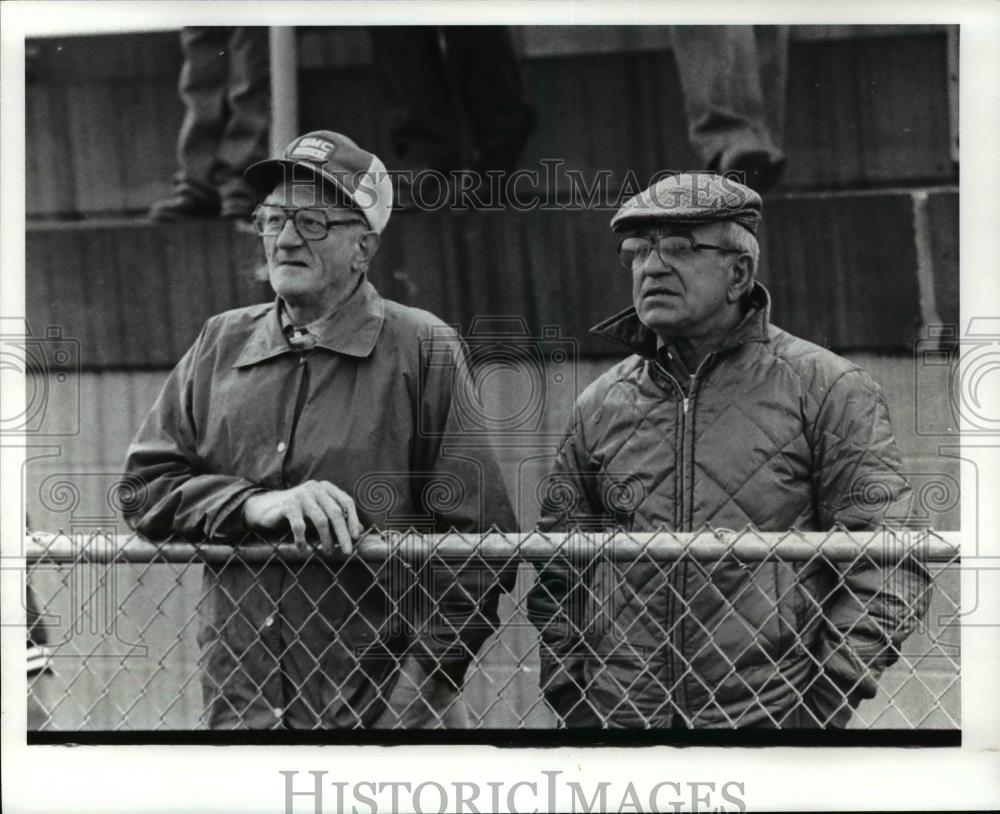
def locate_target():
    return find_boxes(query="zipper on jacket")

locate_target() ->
[650,358,689,723]
[651,352,715,723]
[673,386,686,724]
[678,353,716,722]
[653,359,688,717]
[652,353,715,526]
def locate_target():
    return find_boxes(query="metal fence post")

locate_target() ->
[269,27,298,155]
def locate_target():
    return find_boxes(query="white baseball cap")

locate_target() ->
[245,130,394,234]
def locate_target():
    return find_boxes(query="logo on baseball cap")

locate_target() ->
[244,130,394,234]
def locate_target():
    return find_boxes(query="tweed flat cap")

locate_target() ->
[610,172,762,235]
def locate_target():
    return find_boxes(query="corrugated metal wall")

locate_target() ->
[25,27,959,358]
[26,29,956,217]
[25,188,957,365]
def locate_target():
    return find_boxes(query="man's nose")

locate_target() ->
[275,216,304,248]
[640,248,671,273]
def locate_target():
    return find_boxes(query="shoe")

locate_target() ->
[149,189,220,222]
[713,148,786,194]
[231,215,258,235]
[220,197,257,220]
[27,642,54,676]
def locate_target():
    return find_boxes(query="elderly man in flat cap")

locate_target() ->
[528,172,930,729]
[123,131,515,729]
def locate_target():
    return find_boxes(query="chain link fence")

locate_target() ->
[24,528,959,731]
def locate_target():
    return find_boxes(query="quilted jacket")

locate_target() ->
[527,284,930,728]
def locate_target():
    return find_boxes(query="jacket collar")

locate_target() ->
[234,277,385,367]
[589,281,772,358]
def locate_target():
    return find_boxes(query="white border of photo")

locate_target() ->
[2,2,998,812]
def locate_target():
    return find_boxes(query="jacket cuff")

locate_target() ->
[537,643,599,725]
[817,625,882,699]
[805,625,880,727]
[207,485,265,542]
[802,668,864,729]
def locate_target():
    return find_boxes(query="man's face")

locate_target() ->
[260,180,369,305]
[628,221,740,339]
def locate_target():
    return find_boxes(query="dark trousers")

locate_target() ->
[671,25,787,172]
[175,27,270,204]
[368,26,535,173]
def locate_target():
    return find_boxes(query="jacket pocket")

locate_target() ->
[591,561,663,655]
[774,562,805,657]
[791,562,830,640]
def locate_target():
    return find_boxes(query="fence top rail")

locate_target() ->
[24,530,962,565]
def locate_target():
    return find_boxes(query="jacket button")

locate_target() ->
[264,616,275,628]
[277,441,286,453]
[272,707,283,719]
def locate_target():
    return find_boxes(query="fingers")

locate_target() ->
[313,490,353,555]
[300,495,335,554]
[297,481,365,555]
[250,481,365,555]
[286,504,307,548]
[322,482,364,539]
[329,511,353,556]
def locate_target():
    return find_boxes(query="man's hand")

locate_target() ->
[242,480,364,554]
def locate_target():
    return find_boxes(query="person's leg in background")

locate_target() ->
[215,27,270,219]
[444,27,536,176]
[369,27,462,174]
[368,27,465,209]
[26,514,54,730]
[671,25,788,192]
[150,27,231,220]
[754,24,788,161]
[26,582,52,730]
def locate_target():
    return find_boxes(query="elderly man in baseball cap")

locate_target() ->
[528,172,929,729]
[123,131,515,730]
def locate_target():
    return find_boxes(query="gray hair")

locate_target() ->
[724,221,760,275]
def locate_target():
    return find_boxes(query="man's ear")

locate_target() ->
[727,253,754,302]
[352,232,381,273]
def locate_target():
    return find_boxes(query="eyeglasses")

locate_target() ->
[252,205,367,240]
[618,235,742,268]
